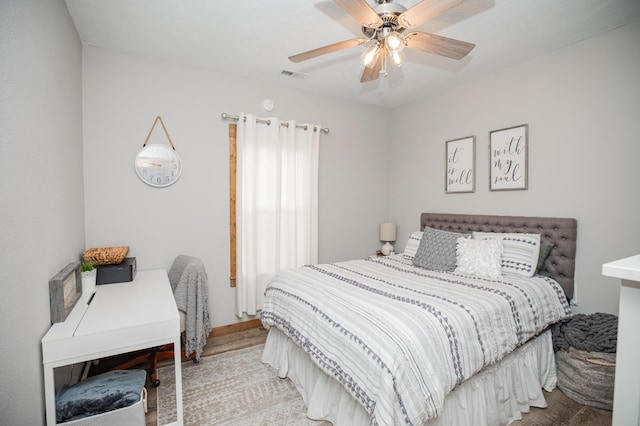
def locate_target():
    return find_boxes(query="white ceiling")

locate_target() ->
[65,0,640,108]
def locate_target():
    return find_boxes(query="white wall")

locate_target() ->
[388,19,640,315]
[0,0,84,423]
[82,46,390,327]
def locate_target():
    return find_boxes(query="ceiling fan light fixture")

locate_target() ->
[385,31,405,52]
[390,49,405,67]
[360,42,380,67]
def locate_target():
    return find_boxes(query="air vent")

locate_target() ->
[280,69,307,79]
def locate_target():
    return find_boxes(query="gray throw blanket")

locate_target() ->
[169,255,212,360]
[552,312,618,353]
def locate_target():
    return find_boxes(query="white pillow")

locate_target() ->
[472,232,541,278]
[455,238,504,279]
[402,231,424,259]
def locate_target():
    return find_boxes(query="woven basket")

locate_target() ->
[83,246,130,265]
[556,347,615,410]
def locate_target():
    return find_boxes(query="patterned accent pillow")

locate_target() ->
[413,227,470,271]
[472,232,541,278]
[402,231,424,259]
[455,237,504,279]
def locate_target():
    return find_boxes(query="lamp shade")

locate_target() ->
[379,223,397,242]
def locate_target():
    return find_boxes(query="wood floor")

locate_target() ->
[145,326,612,426]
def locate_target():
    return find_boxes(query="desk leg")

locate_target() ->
[173,338,184,425]
[43,364,56,426]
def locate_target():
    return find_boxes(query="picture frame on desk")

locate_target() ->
[49,261,82,324]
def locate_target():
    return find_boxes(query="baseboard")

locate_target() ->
[209,318,263,337]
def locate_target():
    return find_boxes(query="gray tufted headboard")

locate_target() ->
[420,213,577,300]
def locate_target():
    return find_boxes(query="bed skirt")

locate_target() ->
[261,328,557,426]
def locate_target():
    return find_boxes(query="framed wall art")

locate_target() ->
[49,261,82,324]
[445,136,475,193]
[489,124,528,191]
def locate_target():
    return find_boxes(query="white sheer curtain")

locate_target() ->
[235,113,319,317]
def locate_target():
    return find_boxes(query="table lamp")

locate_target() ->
[379,223,397,256]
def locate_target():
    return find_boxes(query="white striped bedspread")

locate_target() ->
[261,254,572,426]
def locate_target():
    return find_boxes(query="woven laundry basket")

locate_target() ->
[556,347,615,410]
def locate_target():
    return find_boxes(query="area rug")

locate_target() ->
[157,344,330,425]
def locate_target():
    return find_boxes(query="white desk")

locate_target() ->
[42,269,183,425]
[602,254,640,426]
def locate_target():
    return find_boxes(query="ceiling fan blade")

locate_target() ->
[398,0,465,29]
[334,0,383,29]
[405,31,475,60]
[360,54,383,83]
[289,38,367,63]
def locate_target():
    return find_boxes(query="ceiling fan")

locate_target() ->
[289,0,475,83]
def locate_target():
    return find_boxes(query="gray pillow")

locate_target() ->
[536,241,555,273]
[413,227,469,271]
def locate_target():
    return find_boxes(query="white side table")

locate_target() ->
[602,254,640,426]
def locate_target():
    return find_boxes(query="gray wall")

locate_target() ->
[388,19,640,315]
[81,46,391,327]
[0,0,84,423]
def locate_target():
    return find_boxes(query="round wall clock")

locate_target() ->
[134,144,182,187]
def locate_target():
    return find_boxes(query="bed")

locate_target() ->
[260,213,577,425]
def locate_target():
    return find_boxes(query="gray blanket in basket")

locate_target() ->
[552,312,618,353]
[56,369,146,422]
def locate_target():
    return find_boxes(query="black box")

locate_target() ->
[96,257,137,285]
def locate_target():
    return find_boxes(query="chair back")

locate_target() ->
[169,255,204,292]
